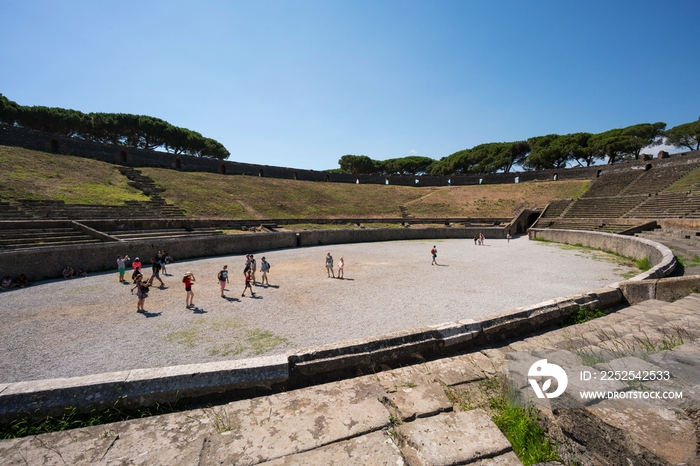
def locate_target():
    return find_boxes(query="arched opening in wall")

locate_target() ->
[514,177,519,184]
[220,164,226,174]
[385,179,389,185]
[175,158,182,169]
[118,151,127,163]
[414,179,419,185]
[50,140,60,153]
[596,169,603,178]
[325,174,330,182]
[259,169,264,177]
[645,163,652,171]
[293,172,298,180]
[553,173,558,181]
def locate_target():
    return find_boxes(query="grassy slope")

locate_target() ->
[666,166,700,192]
[0,145,590,218]
[0,146,148,204]
[142,167,589,219]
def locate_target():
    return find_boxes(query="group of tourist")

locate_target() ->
[62,265,88,279]
[474,232,486,246]
[1,274,31,290]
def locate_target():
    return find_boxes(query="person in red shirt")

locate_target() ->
[241,270,255,298]
[183,271,195,308]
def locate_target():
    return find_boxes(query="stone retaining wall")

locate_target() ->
[0,229,679,422]
[0,227,505,282]
[528,227,676,280]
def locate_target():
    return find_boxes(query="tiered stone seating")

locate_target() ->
[536,219,634,233]
[17,199,185,219]
[106,228,224,241]
[563,195,646,218]
[539,199,572,218]
[620,164,699,196]
[581,170,645,197]
[635,228,700,259]
[0,227,102,250]
[0,200,35,220]
[624,192,700,219]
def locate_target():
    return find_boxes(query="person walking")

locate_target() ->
[116,255,130,282]
[326,252,335,278]
[242,270,255,297]
[506,232,512,243]
[260,257,270,286]
[132,257,142,271]
[183,272,195,308]
[250,255,257,284]
[337,257,344,279]
[431,246,438,265]
[218,265,229,297]
[150,258,165,288]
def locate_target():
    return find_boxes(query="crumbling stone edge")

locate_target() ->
[0,229,682,423]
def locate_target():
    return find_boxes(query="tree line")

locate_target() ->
[0,94,230,160]
[339,119,700,175]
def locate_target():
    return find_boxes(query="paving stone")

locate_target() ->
[421,354,488,386]
[467,351,506,377]
[0,410,209,466]
[470,451,523,465]
[384,383,453,421]
[647,349,700,386]
[397,409,512,466]
[197,382,392,465]
[256,430,404,465]
[594,356,665,373]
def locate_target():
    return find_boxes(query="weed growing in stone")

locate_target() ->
[562,307,607,327]
[202,405,236,434]
[0,398,186,440]
[487,378,561,466]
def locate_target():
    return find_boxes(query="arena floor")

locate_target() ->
[0,236,636,383]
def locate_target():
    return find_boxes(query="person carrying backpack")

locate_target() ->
[218,265,229,297]
[260,257,270,286]
[431,246,438,265]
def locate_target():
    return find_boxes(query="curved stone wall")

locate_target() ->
[0,229,679,422]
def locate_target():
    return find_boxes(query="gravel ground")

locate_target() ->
[0,236,635,383]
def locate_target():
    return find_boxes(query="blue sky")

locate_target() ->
[1,1,698,170]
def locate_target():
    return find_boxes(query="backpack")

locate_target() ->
[217,271,224,281]
[430,248,435,254]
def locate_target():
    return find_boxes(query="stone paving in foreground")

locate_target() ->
[3,294,700,465]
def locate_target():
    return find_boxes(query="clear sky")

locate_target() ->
[1,1,698,170]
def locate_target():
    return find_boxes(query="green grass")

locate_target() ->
[487,379,560,466]
[635,256,651,271]
[562,307,607,327]
[162,317,290,356]
[0,398,185,440]
[666,166,700,192]
[0,146,149,204]
[443,378,560,466]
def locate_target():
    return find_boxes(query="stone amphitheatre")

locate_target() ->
[2,125,700,465]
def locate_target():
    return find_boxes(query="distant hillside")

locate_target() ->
[0,145,590,219]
